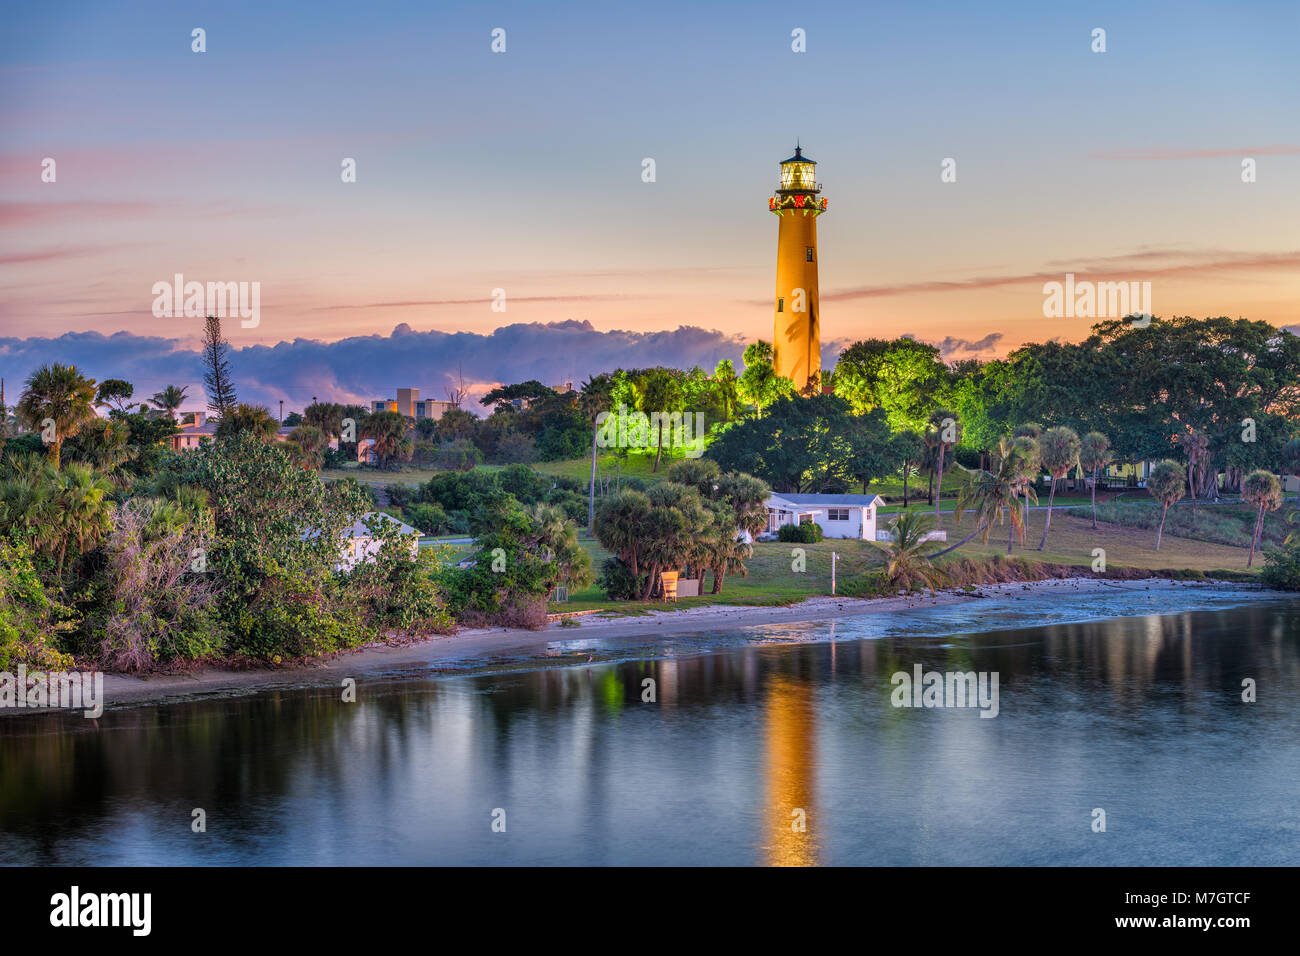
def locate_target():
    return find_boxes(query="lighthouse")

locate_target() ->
[768,145,827,393]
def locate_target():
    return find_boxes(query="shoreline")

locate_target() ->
[5,577,1280,714]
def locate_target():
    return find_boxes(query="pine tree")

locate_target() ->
[201,315,237,418]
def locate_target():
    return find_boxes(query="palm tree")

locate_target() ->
[1178,429,1210,522]
[527,503,592,591]
[287,424,328,470]
[1037,426,1080,550]
[580,373,615,533]
[712,359,740,422]
[638,482,711,598]
[149,385,189,420]
[1146,459,1186,551]
[882,512,944,594]
[16,363,98,470]
[1241,469,1282,568]
[52,463,114,575]
[361,410,413,469]
[957,442,1037,555]
[927,409,961,525]
[929,446,1037,559]
[1011,423,1042,536]
[0,453,56,553]
[594,489,653,578]
[1079,431,1111,530]
[214,403,279,442]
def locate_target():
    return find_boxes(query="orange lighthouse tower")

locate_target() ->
[769,144,827,393]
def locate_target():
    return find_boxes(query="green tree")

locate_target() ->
[890,429,925,506]
[94,378,135,413]
[927,408,961,524]
[149,384,189,420]
[1178,429,1210,522]
[833,337,946,433]
[882,512,944,594]
[362,410,413,469]
[215,403,279,442]
[737,341,796,418]
[944,441,1037,556]
[1241,470,1282,568]
[1146,459,1186,551]
[201,314,238,418]
[1037,426,1080,550]
[712,359,740,422]
[16,363,98,470]
[288,424,328,470]
[580,372,615,531]
[1078,431,1111,530]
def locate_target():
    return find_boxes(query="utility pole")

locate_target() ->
[831,550,838,596]
[279,399,284,424]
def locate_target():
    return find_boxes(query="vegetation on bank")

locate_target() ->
[4,314,1300,672]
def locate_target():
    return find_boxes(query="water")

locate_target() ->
[2,591,1297,866]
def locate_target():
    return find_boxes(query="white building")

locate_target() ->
[302,511,422,571]
[761,493,881,540]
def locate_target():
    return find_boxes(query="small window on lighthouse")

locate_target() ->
[806,247,814,262]
[777,298,784,312]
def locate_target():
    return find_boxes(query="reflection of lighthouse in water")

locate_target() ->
[762,673,820,866]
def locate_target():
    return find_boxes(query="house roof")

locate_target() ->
[769,493,881,508]
[300,511,423,541]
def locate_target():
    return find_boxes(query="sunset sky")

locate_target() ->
[2,0,1297,408]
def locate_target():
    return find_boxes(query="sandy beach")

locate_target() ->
[74,576,1288,710]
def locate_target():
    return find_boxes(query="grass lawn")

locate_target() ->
[939,508,1264,574]
[552,506,1268,616]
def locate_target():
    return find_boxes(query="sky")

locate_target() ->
[1,0,1297,410]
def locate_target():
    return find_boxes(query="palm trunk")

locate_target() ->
[652,424,663,472]
[1155,502,1168,550]
[587,420,599,534]
[902,467,909,507]
[712,566,725,594]
[640,564,658,600]
[1037,477,1057,550]
[1248,506,1263,567]
[927,470,934,507]
[1007,519,1014,554]
[934,446,946,526]
[1090,466,1099,529]
[1188,464,1198,523]
[925,522,988,559]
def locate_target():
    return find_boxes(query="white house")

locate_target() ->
[760,493,882,540]
[302,511,422,571]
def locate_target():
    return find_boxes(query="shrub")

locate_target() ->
[597,556,647,601]
[94,498,225,671]
[778,521,823,543]
[0,542,74,670]
[385,483,418,509]
[432,438,481,471]
[1261,544,1300,590]
[404,501,450,536]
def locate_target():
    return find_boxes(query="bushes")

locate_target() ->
[1261,544,1300,590]
[0,542,74,670]
[597,556,647,601]
[778,521,823,543]
[93,498,225,671]
[403,501,450,536]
